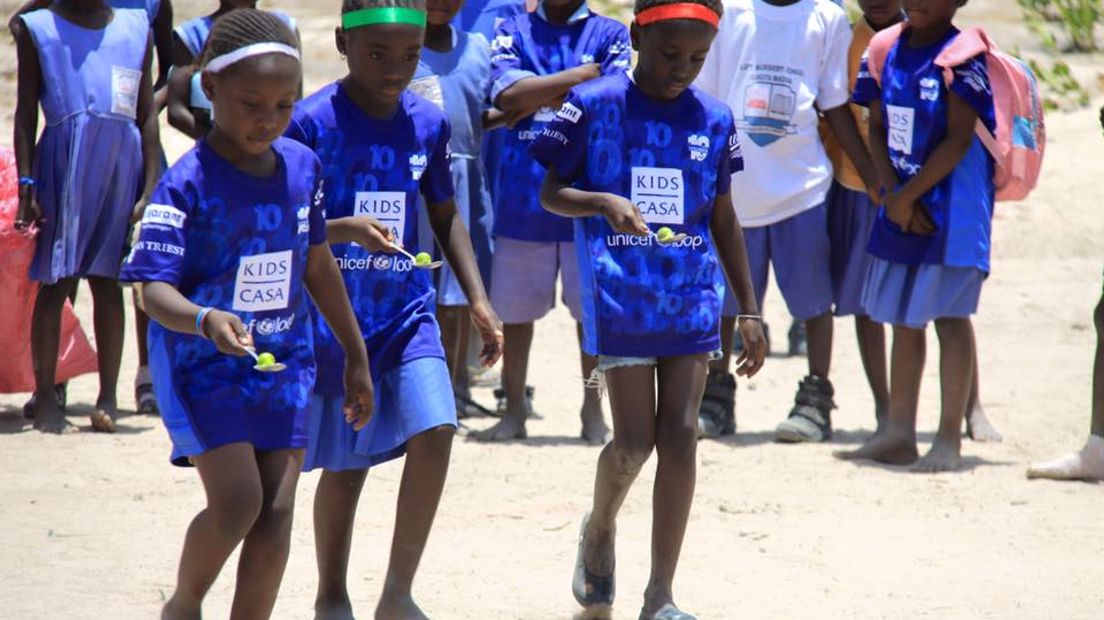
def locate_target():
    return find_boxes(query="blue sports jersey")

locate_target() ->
[286,85,454,394]
[853,27,996,271]
[456,0,527,40]
[529,73,744,357]
[490,3,631,242]
[119,138,326,459]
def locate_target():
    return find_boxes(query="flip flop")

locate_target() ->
[90,408,117,434]
[135,382,159,416]
[456,393,494,419]
[639,604,698,620]
[572,513,614,613]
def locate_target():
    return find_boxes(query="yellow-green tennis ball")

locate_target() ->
[657,227,674,241]
[257,352,276,367]
[415,252,432,266]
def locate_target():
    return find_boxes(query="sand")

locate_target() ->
[1,1,1103,618]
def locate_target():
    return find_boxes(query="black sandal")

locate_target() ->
[697,371,736,439]
[23,383,67,420]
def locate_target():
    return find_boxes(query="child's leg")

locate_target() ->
[86,276,124,432]
[30,278,77,432]
[229,448,304,619]
[134,288,159,415]
[162,443,264,620]
[313,468,368,619]
[912,317,974,472]
[474,321,533,441]
[376,425,455,620]
[1093,290,1104,438]
[836,325,925,464]
[964,333,1002,442]
[577,323,609,445]
[855,315,890,431]
[584,364,657,590]
[805,312,833,378]
[642,355,708,615]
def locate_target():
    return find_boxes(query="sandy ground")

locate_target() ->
[2,1,1104,618]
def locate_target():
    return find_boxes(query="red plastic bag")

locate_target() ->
[0,147,98,394]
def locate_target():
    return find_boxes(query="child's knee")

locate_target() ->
[656,417,698,453]
[934,317,971,340]
[612,433,654,470]
[208,484,263,539]
[1094,294,1104,334]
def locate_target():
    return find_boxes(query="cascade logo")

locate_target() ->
[491,35,513,51]
[688,134,710,162]
[557,102,582,124]
[247,314,295,336]
[919,77,940,102]
[409,153,428,180]
[297,205,311,234]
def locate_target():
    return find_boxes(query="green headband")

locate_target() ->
[342,7,427,29]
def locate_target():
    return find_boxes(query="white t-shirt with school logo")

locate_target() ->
[694,0,851,227]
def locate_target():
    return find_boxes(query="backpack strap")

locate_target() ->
[934,27,1002,163]
[865,22,906,87]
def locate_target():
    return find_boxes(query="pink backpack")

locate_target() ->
[866,23,1046,202]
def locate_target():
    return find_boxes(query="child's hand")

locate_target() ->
[342,355,375,431]
[204,310,253,356]
[598,194,650,236]
[866,183,885,206]
[349,216,396,253]
[15,188,41,230]
[735,317,767,378]
[573,63,602,83]
[470,301,504,368]
[884,191,913,230]
[906,204,936,236]
[130,196,151,225]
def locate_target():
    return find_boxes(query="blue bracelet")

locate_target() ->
[195,307,213,338]
[18,176,35,187]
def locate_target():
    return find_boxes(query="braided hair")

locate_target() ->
[342,0,426,13]
[633,0,723,22]
[199,8,299,68]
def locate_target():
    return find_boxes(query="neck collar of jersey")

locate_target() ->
[536,1,592,25]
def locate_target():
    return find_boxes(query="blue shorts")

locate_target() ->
[302,356,456,472]
[861,259,984,329]
[827,182,878,317]
[722,204,834,320]
[490,237,582,324]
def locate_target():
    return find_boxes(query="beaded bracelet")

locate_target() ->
[736,314,763,322]
[195,307,214,338]
[18,176,35,187]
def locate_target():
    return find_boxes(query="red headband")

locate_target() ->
[635,3,720,28]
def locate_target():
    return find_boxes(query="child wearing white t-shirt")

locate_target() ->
[695,0,880,443]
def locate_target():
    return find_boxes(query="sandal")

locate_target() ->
[774,375,836,443]
[572,513,614,613]
[640,604,697,620]
[494,385,540,419]
[135,382,159,416]
[697,371,736,439]
[455,393,494,419]
[22,383,68,420]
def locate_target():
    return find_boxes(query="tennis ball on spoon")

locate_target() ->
[414,252,432,266]
[256,352,277,367]
[656,227,675,242]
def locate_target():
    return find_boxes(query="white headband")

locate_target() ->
[205,42,300,74]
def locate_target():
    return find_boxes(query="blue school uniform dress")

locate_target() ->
[490,2,631,243]
[529,73,744,358]
[852,26,996,329]
[412,27,494,306]
[119,138,326,465]
[287,86,457,472]
[174,10,297,112]
[21,8,148,284]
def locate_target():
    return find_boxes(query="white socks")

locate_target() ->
[1026,435,1104,481]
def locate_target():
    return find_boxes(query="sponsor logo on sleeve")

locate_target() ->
[141,204,187,230]
[556,102,583,124]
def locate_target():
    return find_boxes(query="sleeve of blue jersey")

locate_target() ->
[420,115,456,205]
[308,161,328,246]
[717,116,743,196]
[283,108,314,148]
[949,55,997,132]
[599,22,632,75]
[118,180,189,286]
[851,55,880,107]
[528,91,589,183]
[489,18,538,105]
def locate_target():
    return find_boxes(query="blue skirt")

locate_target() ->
[827,182,878,317]
[861,259,985,329]
[303,356,456,472]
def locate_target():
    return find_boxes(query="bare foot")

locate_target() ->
[161,596,200,620]
[315,598,356,620]
[375,592,428,620]
[1026,436,1104,481]
[965,404,1003,443]
[90,400,118,434]
[911,438,963,473]
[580,405,610,446]
[835,432,919,465]
[33,398,74,434]
[472,415,527,442]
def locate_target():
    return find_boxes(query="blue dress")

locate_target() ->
[530,73,743,357]
[21,8,149,284]
[119,138,327,465]
[413,27,494,305]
